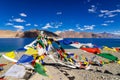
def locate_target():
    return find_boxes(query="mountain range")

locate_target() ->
[0,30,58,38]
[55,31,120,38]
[0,30,120,38]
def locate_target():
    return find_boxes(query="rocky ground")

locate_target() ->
[0,49,120,80]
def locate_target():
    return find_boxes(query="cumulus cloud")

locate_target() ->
[76,24,84,31]
[98,14,104,17]
[63,29,75,32]
[76,24,95,31]
[108,14,117,17]
[101,23,108,26]
[34,24,38,27]
[54,26,59,28]
[26,23,31,26]
[6,23,13,26]
[112,31,120,35]
[100,10,109,13]
[88,5,97,13]
[20,13,27,17]
[14,25,24,31]
[77,27,84,31]
[42,23,53,29]
[13,18,25,22]
[55,30,62,33]
[68,29,74,31]
[42,22,62,29]
[56,12,62,15]
[105,20,114,23]
[54,22,62,28]
[101,20,114,27]
[99,9,120,18]
[84,25,95,30]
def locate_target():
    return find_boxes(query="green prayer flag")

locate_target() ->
[34,63,48,76]
[37,40,45,48]
[0,54,2,58]
[97,53,118,61]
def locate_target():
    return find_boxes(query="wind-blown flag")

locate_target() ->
[25,48,38,55]
[5,51,16,59]
[17,54,34,63]
[0,54,2,58]
[97,53,118,61]
[34,63,48,76]
[0,64,7,67]
[16,48,26,52]
[2,51,17,62]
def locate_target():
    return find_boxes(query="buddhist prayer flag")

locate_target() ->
[34,63,48,76]
[5,51,16,59]
[17,54,34,63]
[25,48,38,55]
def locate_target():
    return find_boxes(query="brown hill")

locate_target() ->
[0,30,59,38]
[0,30,119,38]
[18,30,59,38]
[55,31,120,38]
[0,30,18,38]
[56,31,99,38]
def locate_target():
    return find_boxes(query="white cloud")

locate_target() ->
[42,23,53,29]
[84,25,95,30]
[101,20,114,27]
[88,5,97,13]
[76,24,84,31]
[100,9,120,14]
[98,14,104,17]
[26,23,31,26]
[54,22,62,28]
[63,29,75,32]
[20,13,27,17]
[42,22,62,29]
[99,9,120,18]
[101,23,108,26]
[6,23,13,26]
[77,27,84,31]
[112,31,120,35]
[100,10,109,13]
[110,9,120,13]
[68,29,74,31]
[56,12,62,15]
[105,20,114,23]
[34,24,38,27]
[55,30,62,34]
[108,14,117,17]
[14,25,24,31]
[13,18,25,22]
[76,24,95,31]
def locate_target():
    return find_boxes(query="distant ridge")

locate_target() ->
[0,30,59,38]
[55,31,120,38]
[0,30,17,38]
[0,30,120,38]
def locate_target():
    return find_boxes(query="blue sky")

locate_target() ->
[0,0,120,34]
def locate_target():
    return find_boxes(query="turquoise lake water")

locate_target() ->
[0,38,120,52]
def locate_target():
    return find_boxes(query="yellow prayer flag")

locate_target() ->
[25,48,38,55]
[5,51,16,59]
[117,60,120,64]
